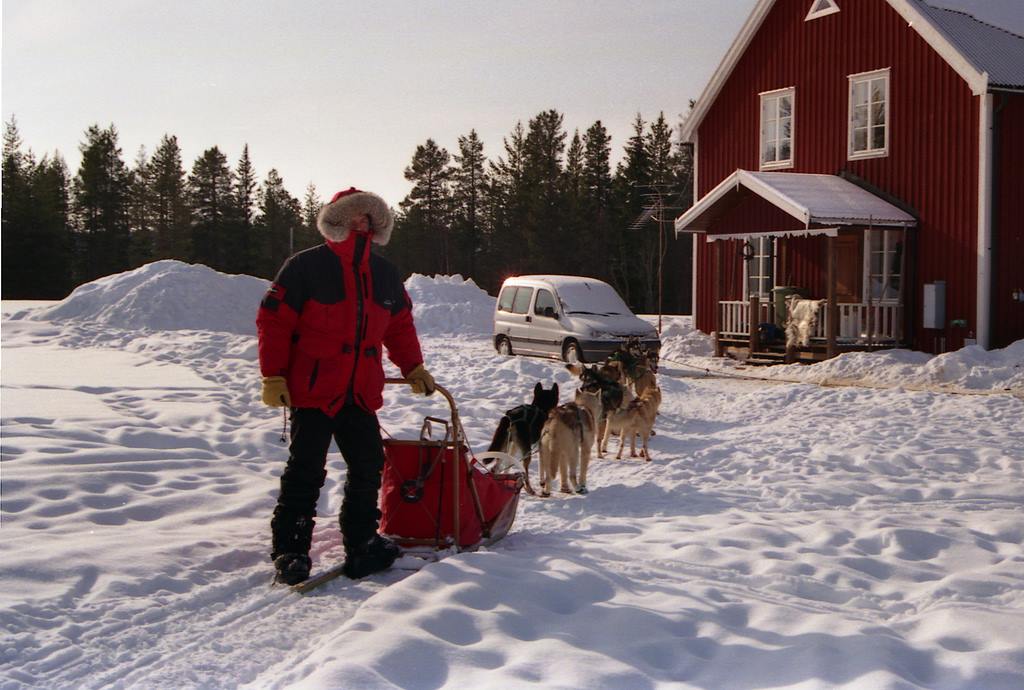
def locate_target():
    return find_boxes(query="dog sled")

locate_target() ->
[379,379,525,551]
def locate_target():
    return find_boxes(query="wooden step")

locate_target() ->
[746,352,786,366]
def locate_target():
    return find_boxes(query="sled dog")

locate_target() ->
[538,392,597,496]
[567,362,631,456]
[609,337,659,395]
[566,362,626,415]
[486,382,559,495]
[601,385,662,460]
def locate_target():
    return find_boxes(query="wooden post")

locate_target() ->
[714,239,724,357]
[904,227,917,349]
[898,227,908,343]
[827,234,838,359]
[769,236,779,325]
[748,292,760,354]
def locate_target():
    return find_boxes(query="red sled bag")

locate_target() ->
[379,385,524,551]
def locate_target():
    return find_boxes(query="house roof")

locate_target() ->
[674,170,918,234]
[917,3,1024,90]
[681,0,1024,142]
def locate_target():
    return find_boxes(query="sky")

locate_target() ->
[3,0,1021,210]
[1,0,759,207]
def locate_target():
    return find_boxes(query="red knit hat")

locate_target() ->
[317,187,394,245]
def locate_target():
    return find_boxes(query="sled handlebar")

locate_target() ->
[384,378,461,444]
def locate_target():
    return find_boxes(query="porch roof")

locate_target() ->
[674,170,918,235]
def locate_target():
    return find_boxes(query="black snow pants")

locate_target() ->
[270,405,386,560]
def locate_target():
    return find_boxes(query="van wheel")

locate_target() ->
[562,340,584,364]
[496,336,513,356]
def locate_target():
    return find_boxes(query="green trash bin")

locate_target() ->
[772,286,807,326]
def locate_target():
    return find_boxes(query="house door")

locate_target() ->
[835,234,862,303]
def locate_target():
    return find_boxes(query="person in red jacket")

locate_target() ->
[257,187,435,585]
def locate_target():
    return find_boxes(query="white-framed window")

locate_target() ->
[863,228,902,302]
[848,68,889,160]
[760,88,794,169]
[806,0,840,21]
[744,236,775,298]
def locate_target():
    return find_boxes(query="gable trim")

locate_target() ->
[887,0,988,95]
[806,0,840,22]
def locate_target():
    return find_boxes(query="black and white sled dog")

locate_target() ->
[485,382,559,495]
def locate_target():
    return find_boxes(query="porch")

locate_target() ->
[716,296,905,364]
[675,170,918,365]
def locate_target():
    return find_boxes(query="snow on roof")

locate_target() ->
[925,0,1024,36]
[675,170,918,234]
[919,1,1024,89]
[503,275,614,290]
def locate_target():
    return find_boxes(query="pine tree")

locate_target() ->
[187,146,235,271]
[127,145,154,267]
[149,135,191,261]
[488,122,529,276]
[2,119,73,297]
[29,154,74,297]
[582,120,615,283]
[230,144,258,274]
[523,110,567,272]
[253,169,303,278]
[561,130,587,276]
[451,130,489,279]
[401,139,452,274]
[234,144,257,227]
[2,117,33,296]
[610,114,653,308]
[299,182,322,250]
[72,124,132,283]
[634,112,677,311]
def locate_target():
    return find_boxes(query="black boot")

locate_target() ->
[273,553,312,585]
[342,535,400,579]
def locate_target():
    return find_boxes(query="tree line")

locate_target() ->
[1,117,320,301]
[2,110,693,313]
[384,110,694,313]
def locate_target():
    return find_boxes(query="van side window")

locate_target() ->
[511,287,533,314]
[534,289,557,317]
[497,286,516,312]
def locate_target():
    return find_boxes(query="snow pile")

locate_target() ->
[654,315,716,359]
[650,317,1022,394]
[740,341,1024,393]
[28,260,268,336]
[21,262,497,339]
[404,273,495,336]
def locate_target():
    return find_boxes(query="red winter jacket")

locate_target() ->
[256,233,423,415]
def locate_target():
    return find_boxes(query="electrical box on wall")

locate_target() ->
[923,281,946,329]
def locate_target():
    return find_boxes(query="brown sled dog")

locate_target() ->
[538,391,597,496]
[601,385,662,460]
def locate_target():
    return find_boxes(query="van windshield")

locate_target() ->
[557,281,632,316]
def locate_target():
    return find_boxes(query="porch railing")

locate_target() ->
[720,300,903,343]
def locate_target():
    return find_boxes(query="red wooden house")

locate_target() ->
[675,0,1024,363]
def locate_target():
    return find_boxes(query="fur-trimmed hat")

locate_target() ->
[316,187,394,245]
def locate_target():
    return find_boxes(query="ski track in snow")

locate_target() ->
[2,268,1023,689]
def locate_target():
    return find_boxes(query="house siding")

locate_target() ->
[693,0,984,352]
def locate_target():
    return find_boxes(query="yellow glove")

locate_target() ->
[407,364,436,396]
[261,376,292,407]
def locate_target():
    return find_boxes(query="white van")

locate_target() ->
[493,275,660,363]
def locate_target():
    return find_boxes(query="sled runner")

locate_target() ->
[379,379,525,551]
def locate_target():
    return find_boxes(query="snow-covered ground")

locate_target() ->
[1,261,1022,690]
